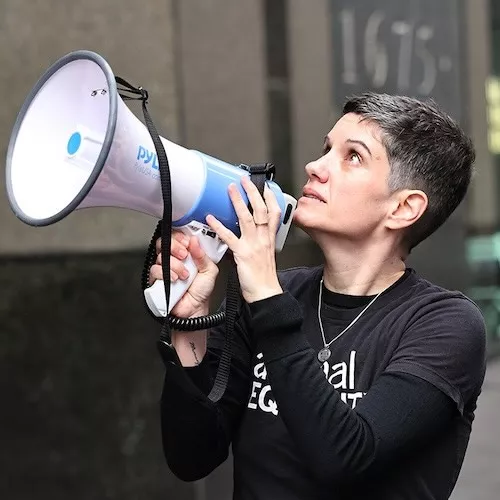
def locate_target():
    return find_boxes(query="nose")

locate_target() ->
[305,157,329,183]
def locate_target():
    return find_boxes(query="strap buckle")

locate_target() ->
[240,162,276,181]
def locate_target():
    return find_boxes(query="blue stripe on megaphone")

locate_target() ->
[173,151,285,235]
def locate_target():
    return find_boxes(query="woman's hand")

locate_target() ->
[206,176,283,303]
[149,231,219,318]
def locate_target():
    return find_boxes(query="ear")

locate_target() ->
[385,190,428,230]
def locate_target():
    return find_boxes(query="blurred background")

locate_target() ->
[0,0,499,498]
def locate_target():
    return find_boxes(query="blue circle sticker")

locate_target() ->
[67,132,82,155]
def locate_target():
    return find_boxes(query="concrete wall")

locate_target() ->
[464,0,497,231]
[288,0,486,292]
[0,2,196,500]
[0,0,178,255]
[176,0,269,165]
[0,1,494,499]
[0,2,301,499]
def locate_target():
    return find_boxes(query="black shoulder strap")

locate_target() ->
[206,164,272,403]
[117,77,273,403]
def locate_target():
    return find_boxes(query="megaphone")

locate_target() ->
[5,50,297,317]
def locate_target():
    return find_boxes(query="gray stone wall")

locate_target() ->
[0,1,198,499]
[1,0,494,499]
[0,0,178,255]
[0,2,319,498]
[0,252,193,500]
[0,246,322,500]
[176,0,269,165]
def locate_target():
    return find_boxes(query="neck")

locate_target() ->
[318,236,406,296]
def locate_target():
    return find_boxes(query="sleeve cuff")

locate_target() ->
[248,291,311,362]
[385,361,465,415]
[184,356,213,395]
[161,361,215,415]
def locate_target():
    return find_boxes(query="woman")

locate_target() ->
[150,93,486,500]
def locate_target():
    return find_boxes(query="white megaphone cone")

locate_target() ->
[5,50,297,317]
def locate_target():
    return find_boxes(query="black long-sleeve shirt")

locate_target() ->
[160,267,486,499]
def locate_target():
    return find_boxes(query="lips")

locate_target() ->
[302,187,326,203]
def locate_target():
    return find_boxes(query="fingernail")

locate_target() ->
[181,269,190,280]
[179,247,188,258]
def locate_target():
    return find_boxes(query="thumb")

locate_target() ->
[188,237,215,273]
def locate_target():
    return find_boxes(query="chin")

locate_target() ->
[293,207,343,241]
[292,207,319,233]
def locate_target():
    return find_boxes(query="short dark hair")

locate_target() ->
[342,92,475,251]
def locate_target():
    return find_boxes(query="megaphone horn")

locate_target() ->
[5,50,297,318]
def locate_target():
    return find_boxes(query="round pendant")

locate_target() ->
[317,347,331,362]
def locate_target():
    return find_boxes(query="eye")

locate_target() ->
[347,149,362,165]
[322,144,331,156]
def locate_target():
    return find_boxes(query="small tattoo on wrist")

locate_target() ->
[190,342,200,365]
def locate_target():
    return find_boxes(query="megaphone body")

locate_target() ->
[6,51,297,316]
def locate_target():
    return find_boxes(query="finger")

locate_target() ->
[170,255,190,280]
[227,183,255,231]
[206,214,239,250]
[156,232,189,255]
[173,231,190,246]
[149,263,187,285]
[156,253,190,278]
[241,176,268,225]
[263,186,282,236]
[171,238,189,260]
[149,264,163,284]
[150,264,177,283]
[188,237,219,275]
[158,250,187,266]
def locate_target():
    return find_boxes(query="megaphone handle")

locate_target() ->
[144,222,228,317]
[144,254,199,317]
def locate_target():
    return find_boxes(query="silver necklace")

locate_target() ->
[317,279,382,363]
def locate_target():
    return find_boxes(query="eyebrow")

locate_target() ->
[346,139,372,158]
[323,136,373,159]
